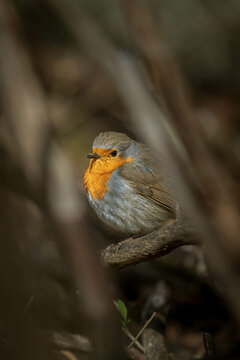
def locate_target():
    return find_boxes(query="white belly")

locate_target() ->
[88,172,170,234]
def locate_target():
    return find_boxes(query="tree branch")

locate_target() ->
[102,219,199,270]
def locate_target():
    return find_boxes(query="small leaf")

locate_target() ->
[114,299,130,328]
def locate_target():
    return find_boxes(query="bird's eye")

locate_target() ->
[110,150,118,157]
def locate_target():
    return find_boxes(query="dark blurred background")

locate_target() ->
[0,0,240,359]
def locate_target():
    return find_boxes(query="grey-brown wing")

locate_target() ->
[119,162,176,214]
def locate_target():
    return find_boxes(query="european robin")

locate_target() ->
[83,131,176,235]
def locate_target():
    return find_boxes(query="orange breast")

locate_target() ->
[83,148,132,200]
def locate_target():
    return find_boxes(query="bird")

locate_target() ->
[83,131,176,235]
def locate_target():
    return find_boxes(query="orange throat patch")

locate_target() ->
[83,148,132,200]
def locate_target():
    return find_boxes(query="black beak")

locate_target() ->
[87,152,101,159]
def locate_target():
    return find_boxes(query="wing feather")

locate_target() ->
[119,161,176,214]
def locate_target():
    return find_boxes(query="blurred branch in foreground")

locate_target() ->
[0,1,125,359]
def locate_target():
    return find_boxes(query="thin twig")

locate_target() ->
[127,312,156,350]
[122,327,144,353]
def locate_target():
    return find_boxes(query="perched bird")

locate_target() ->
[83,131,176,235]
